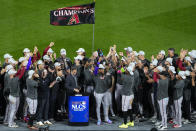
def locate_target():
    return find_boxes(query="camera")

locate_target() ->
[97,49,103,57]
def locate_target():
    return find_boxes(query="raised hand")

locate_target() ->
[54,53,57,60]
[151,55,154,61]
[119,52,123,56]
[49,42,54,47]
[34,46,38,54]
[180,48,188,60]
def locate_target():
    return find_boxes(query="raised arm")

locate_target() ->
[43,42,54,57]
[15,66,26,80]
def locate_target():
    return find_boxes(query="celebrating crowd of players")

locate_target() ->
[0,42,196,130]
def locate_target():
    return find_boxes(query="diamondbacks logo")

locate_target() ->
[68,13,80,25]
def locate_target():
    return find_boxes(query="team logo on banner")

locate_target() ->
[68,14,80,25]
[72,101,86,111]
[50,2,95,26]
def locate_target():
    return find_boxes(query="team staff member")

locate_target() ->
[55,48,72,71]
[83,62,95,118]
[115,59,125,116]
[119,64,135,128]
[65,66,80,96]
[93,64,112,125]
[183,70,192,124]
[168,66,176,123]
[37,69,53,126]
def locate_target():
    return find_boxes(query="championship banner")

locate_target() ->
[50,2,95,26]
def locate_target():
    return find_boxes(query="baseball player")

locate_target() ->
[119,64,135,128]
[154,66,169,130]
[26,70,39,129]
[172,71,186,128]
[3,65,13,125]
[115,59,126,116]
[93,64,112,125]
[7,69,22,128]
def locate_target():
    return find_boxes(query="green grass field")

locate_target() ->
[0,0,196,61]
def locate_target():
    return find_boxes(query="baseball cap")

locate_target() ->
[165,58,173,65]
[6,65,13,72]
[76,48,85,53]
[54,62,61,67]
[138,51,145,56]
[124,47,133,53]
[47,48,54,53]
[188,50,196,59]
[98,64,105,69]
[157,66,164,72]
[159,50,165,56]
[37,60,43,65]
[23,48,30,53]
[74,55,83,60]
[8,69,17,75]
[28,70,35,79]
[4,54,12,59]
[169,66,176,74]
[18,57,25,63]
[60,48,66,55]
[43,55,50,60]
[178,71,186,79]
[184,56,192,63]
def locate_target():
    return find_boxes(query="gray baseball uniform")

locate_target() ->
[93,73,111,122]
[121,73,135,111]
[173,79,185,126]
[26,79,39,115]
[157,78,169,127]
[7,77,20,126]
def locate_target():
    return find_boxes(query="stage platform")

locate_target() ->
[1,116,196,131]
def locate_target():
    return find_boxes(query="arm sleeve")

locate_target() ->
[37,52,41,60]
[177,58,186,71]
[153,72,159,83]
[32,54,37,64]
[32,52,41,64]
[26,56,32,71]
[16,67,26,80]
[131,76,135,89]
[15,69,21,77]
[94,66,99,75]
[43,46,50,57]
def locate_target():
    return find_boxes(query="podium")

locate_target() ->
[68,95,89,126]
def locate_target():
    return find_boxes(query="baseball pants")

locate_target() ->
[158,97,168,127]
[7,95,20,126]
[26,97,37,115]
[174,97,183,126]
[122,95,134,111]
[94,91,109,122]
